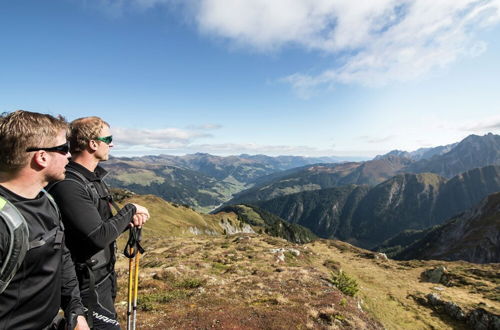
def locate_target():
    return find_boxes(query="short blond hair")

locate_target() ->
[0,110,68,173]
[69,116,110,154]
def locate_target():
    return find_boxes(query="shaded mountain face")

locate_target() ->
[254,165,500,248]
[393,192,500,263]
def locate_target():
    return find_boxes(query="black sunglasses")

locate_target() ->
[26,141,70,154]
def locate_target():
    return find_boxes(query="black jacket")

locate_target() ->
[0,185,85,329]
[49,161,136,289]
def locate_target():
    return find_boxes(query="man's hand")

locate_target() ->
[72,315,90,330]
[131,203,150,227]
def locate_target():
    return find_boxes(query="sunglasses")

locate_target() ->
[95,135,113,144]
[26,141,70,154]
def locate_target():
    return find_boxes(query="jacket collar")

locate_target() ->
[67,161,109,181]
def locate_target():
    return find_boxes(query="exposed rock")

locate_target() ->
[219,218,255,235]
[467,308,500,330]
[377,253,388,261]
[233,236,251,244]
[419,293,500,329]
[422,266,447,284]
[188,227,218,236]
[426,293,465,321]
[275,251,285,263]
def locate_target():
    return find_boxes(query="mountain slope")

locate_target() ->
[254,185,370,240]
[255,165,500,248]
[116,193,315,244]
[226,156,411,206]
[393,192,500,263]
[105,161,239,212]
[114,233,500,329]
[109,191,499,329]
[406,133,500,178]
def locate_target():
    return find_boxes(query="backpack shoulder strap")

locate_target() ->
[0,196,29,294]
[59,168,100,206]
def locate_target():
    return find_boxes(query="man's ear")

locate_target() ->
[32,151,49,169]
[88,140,99,152]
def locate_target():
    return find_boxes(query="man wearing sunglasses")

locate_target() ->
[0,110,89,330]
[49,116,149,330]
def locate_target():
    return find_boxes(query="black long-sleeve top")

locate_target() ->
[49,161,136,288]
[0,185,85,329]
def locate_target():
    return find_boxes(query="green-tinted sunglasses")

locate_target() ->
[95,135,113,144]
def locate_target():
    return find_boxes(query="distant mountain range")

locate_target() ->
[374,142,458,161]
[224,156,412,206]
[224,133,500,207]
[405,133,500,178]
[103,132,500,265]
[103,154,342,212]
[103,133,500,214]
[253,165,500,248]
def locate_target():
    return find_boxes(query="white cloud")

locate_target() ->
[80,0,500,94]
[459,114,500,133]
[113,126,213,149]
[112,138,355,157]
[193,0,500,94]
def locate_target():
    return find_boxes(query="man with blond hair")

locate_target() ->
[49,116,149,329]
[0,110,89,329]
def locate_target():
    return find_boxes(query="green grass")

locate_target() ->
[137,290,188,311]
[174,278,205,289]
[329,271,359,297]
[113,170,165,186]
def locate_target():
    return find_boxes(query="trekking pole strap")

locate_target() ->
[123,227,144,258]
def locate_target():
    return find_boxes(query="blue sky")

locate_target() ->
[1,0,499,158]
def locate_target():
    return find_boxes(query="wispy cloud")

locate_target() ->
[112,139,355,157]
[113,126,214,149]
[78,0,500,95]
[459,114,500,132]
[357,135,397,144]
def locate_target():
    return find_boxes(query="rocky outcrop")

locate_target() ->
[219,218,255,235]
[415,293,500,330]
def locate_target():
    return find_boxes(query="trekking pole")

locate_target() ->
[124,227,145,330]
[132,229,142,330]
[126,243,135,330]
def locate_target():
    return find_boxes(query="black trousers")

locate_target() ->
[81,273,121,330]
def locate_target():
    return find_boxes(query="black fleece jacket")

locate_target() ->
[50,161,136,288]
[0,185,85,329]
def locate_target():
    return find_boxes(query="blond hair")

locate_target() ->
[69,116,110,154]
[0,110,68,173]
